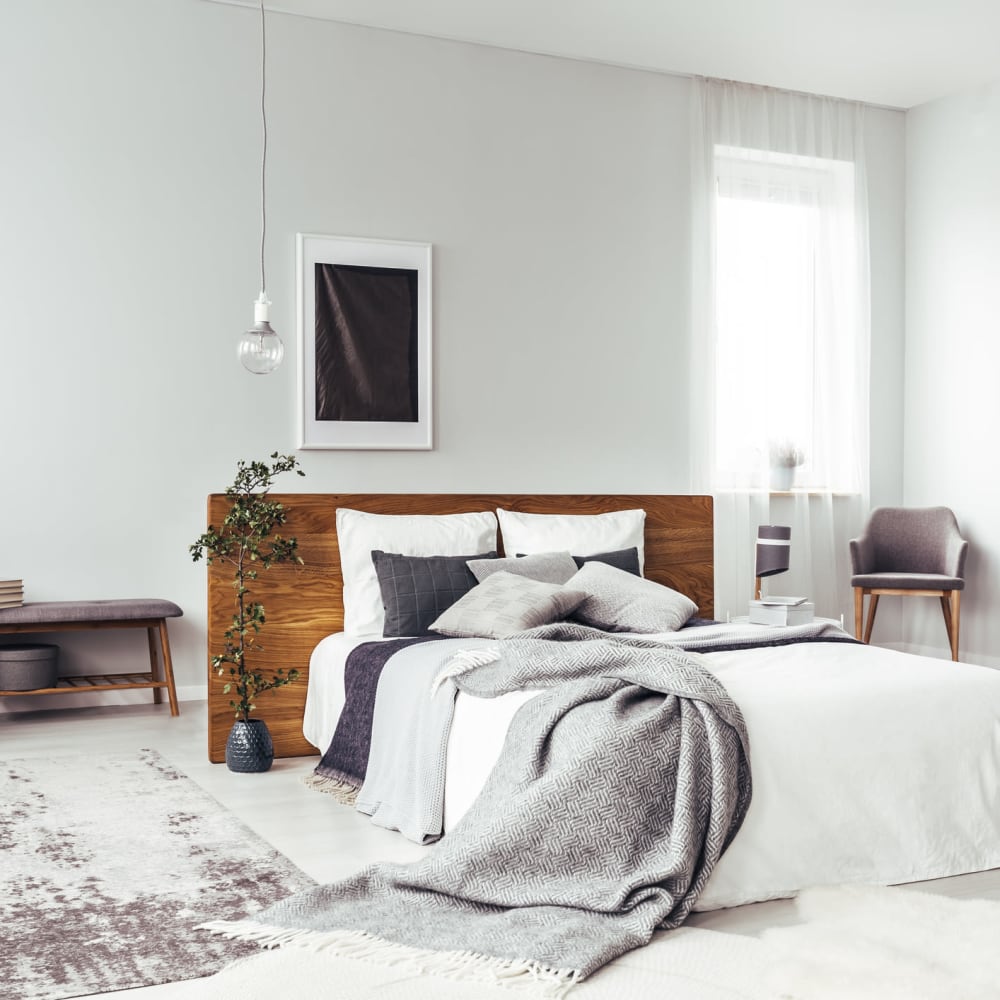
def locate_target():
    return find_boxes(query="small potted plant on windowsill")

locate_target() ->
[190,453,305,773]
[768,440,806,492]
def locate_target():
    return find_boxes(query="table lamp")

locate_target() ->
[754,525,791,600]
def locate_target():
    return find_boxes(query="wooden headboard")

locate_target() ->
[205,493,714,763]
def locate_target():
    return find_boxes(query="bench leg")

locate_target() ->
[147,627,162,706]
[153,619,180,716]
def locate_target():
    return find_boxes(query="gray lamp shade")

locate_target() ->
[755,525,791,578]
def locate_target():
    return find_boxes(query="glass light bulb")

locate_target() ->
[238,321,284,374]
[239,293,283,374]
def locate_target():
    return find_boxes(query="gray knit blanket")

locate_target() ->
[202,630,751,995]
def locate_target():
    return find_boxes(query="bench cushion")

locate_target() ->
[0,599,183,625]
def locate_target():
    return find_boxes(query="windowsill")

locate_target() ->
[713,488,862,498]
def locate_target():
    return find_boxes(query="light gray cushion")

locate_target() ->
[429,572,586,639]
[567,562,697,634]
[466,551,578,586]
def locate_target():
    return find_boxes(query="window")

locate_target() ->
[712,145,864,492]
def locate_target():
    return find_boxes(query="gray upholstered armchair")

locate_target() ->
[850,506,968,661]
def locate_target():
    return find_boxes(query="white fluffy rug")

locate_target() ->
[185,884,1000,999]
[761,884,1000,999]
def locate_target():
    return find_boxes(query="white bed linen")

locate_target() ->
[301,632,534,831]
[303,632,1000,912]
[301,631,379,752]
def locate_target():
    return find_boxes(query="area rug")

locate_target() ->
[185,925,774,999]
[189,883,1000,998]
[761,884,1000,999]
[0,748,314,1000]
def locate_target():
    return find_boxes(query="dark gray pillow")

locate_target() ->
[372,550,498,637]
[572,546,641,576]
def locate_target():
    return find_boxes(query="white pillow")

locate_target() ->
[567,561,697,634]
[336,508,498,635]
[497,508,646,572]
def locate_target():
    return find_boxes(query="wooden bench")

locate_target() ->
[0,599,182,715]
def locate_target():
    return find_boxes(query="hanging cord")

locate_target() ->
[259,0,268,296]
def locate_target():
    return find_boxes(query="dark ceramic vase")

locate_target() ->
[225,719,274,773]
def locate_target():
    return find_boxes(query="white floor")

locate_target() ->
[6,698,1000,997]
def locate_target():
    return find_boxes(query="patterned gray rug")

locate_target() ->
[0,748,314,1000]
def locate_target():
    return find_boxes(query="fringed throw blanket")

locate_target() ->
[305,636,437,802]
[202,632,751,996]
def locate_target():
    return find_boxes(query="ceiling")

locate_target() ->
[216,0,1000,109]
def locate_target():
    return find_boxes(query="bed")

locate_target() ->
[204,493,714,762]
[206,492,1000,912]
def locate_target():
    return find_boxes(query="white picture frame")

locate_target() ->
[296,233,433,450]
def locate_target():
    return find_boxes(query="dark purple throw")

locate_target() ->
[312,636,438,789]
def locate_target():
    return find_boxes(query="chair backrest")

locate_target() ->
[865,506,965,576]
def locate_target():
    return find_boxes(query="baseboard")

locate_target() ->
[880,640,1000,670]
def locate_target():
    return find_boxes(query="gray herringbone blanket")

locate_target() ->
[202,630,751,996]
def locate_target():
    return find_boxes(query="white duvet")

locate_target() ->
[303,633,1000,911]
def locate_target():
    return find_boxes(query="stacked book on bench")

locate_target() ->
[0,580,24,609]
[749,595,814,626]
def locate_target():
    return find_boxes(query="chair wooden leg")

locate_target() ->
[941,591,961,662]
[854,588,864,640]
[863,593,879,644]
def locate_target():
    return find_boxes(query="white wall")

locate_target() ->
[0,0,906,711]
[905,80,1000,664]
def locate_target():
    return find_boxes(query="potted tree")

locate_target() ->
[191,453,305,772]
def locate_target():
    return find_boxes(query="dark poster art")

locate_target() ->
[314,263,419,423]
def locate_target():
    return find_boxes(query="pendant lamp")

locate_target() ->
[238,0,283,375]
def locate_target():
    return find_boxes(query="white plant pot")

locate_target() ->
[770,465,796,491]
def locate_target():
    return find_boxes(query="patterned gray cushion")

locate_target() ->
[429,572,586,639]
[467,551,578,585]
[568,561,697,634]
[372,550,498,637]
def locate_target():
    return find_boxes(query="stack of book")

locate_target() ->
[749,596,814,626]
[0,579,24,609]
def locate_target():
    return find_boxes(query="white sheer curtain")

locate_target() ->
[690,78,870,623]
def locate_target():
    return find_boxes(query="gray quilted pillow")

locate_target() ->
[372,550,497,637]
[567,561,697,634]
[429,572,586,639]
[466,551,578,585]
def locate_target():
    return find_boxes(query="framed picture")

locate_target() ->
[296,233,433,450]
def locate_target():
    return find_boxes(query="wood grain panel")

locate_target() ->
[206,494,714,763]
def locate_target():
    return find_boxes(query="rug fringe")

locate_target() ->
[300,772,359,805]
[197,920,580,997]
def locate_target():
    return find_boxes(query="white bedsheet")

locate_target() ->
[303,633,1000,910]
[302,631,375,751]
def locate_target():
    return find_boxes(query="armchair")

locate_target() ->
[850,506,968,661]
